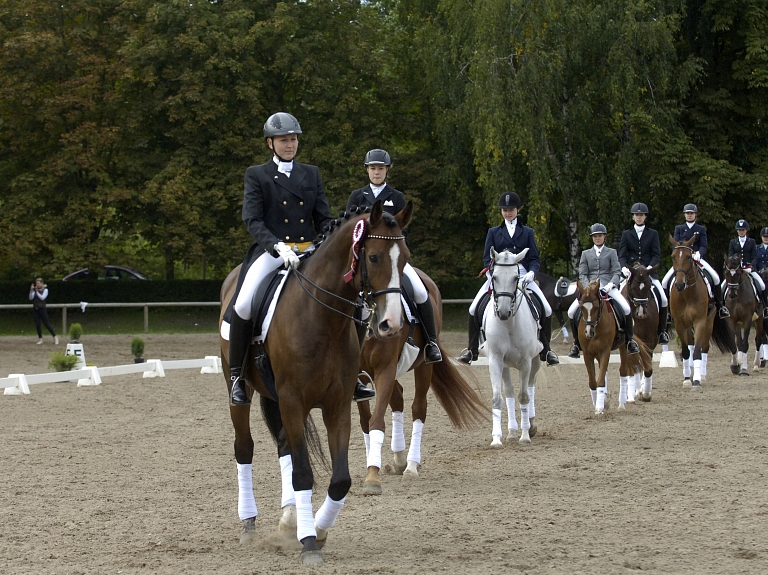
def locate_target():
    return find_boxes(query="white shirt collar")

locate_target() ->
[739,236,746,245]
[634,224,645,236]
[686,221,695,228]
[274,156,293,177]
[594,245,603,256]
[370,183,386,197]
[505,218,517,233]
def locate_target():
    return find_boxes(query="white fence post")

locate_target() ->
[4,374,30,395]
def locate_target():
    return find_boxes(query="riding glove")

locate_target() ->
[692,251,701,262]
[603,282,615,292]
[522,271,535,285]
[275,242,300,268]
[621,267,630,278]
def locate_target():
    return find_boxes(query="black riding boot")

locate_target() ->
[658,305,670,344]
[353,314,375,402]
[538,314,559,365]
[227,312,252,406]
[568,316,581,358]
[458,313,479,363]
[713,281,730,318]
[417,300,443,364]
[624,313,640,354]
[761,289,768,319]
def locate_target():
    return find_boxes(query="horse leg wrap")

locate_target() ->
[762,344,768,360]
[366,429,384,469]
[407,420,424,464]
[391,411,406,453]
[295,489,316,542]
[527,386,536,419]
[627,374,637,401]
[520,403,531,431]
[363,432,370,459]
[315,493,346,531]
[492,408,503,438]
[505,398,518,430]
[596,387,606,411]
[643,374,653,395]
[702,353,708,376]
[693,359,702,382]
[237,463,259,521]
[590,389,597,407]
[279,455,295,508]
[619,376,629,404]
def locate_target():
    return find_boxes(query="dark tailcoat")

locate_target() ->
[346,184,406,216]
[483,223,540,273]
[618,227,661,278]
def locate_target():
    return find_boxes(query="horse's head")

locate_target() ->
[490,247,527,320]
[357,200,413,339]
[668,235,696,292]
[628,262,656,319]
[576,279,603,339]
[724,253,744,299]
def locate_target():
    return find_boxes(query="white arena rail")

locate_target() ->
[2,355,222,396]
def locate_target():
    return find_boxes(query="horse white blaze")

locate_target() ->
[378,244,402,336]
[583,301,595,338]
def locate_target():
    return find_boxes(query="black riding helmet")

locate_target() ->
[630,202,649,214]
[590,223,608,235]
[735,219,749,230]
[762,227,768,237]
[263,112,302,139]
[683,203,698,213]
[498,192,521,209]
[364,149,391,166]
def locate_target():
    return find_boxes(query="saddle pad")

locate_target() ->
[396,339,420,379]
[255,271,290,344]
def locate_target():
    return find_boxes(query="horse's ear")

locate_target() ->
[668,234,677,247]
[650,263,659,273]
[490,246,498,259]
[396,200,413,231]
[683,235,696,247]
[369,200,383,227]
[577,280,585,293]
[515,247,530,263]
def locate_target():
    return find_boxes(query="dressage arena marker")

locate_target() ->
[1,356,222,395]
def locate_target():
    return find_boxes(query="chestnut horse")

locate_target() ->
[576,279,649,414]
[723,254,763,375]
[668,236,735,388]
[219,202,411,565]
[356,268,487,495]
[621,262,659,402]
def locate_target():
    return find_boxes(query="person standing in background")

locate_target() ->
[29,278,58,345]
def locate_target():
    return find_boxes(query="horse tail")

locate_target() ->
[260,396,329,472]
[711,313,737,354]
[429,342,490,429]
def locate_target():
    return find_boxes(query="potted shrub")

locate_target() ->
[49,352,79,372]
[69,323,83,343]
[131,337,145,363]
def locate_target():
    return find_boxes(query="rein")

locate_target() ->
[672,245,698,289]
[580,295,605,327]
[490,260,521,316]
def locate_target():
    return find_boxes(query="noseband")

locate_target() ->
[724,265,745,297]
[672,246,697,289]
[628,273,650,310]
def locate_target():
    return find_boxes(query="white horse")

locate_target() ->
[483,247,543,448]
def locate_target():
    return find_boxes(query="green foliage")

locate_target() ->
[49,352,79,372]
[68,323,83,342]
[131,337,145,358]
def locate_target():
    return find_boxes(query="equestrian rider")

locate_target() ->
[617,202,670,344]
[567,223,641,358]
[661,203,730,319]
[728,219,768,318]
[346,149,442,363]
[758,227,768,272]
[225,112,371,406]
[458,191,559,366]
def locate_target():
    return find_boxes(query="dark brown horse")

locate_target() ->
[668,236,735,388]
[219,202,412,565]
[576,279,649,414]
[621,262,659,402]
[355,268,487,495]
[723,254,763,375]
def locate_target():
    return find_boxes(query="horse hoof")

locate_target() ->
[641,393,652,402]
[528,425,537,438]
[240,517,257,544]
[740,371,750,376]
[519,431,531,445]
[761,360,767,368]
[315,528,328,550]
[505,430,518,442]
[691,381,702,390]
[300,550,324,566]
[683,378,692,387]
[278,504,297,532]
[403,461,419,478]
[490,436,504,448]
[618,402,626,411]
[730,365,740,375]
[392,450,407,475]
[594,409,604,416]
[362,481,382,496]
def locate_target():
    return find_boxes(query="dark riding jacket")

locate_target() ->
[728,237,758,269]
[483,223,540,272]
[242,159,333,256]
[618,227,661,278]
[346,184,406,216]
[757,243,768,271]
[673,222,708,256]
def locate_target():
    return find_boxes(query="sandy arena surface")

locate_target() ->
[1,332,767,574]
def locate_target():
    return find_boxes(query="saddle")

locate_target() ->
[475,286,544,345]
[555,277,577,298]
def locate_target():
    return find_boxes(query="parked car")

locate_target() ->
[62,266,151,281]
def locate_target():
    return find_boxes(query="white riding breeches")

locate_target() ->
[750,270,766,292]
[468,267,551,316]
[652,278,668,306]
[234,251,286,320]
[404,263,428,304]
[567,287,630,318]
[663,259,720,290]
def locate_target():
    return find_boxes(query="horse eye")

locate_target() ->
[368,254,379,264]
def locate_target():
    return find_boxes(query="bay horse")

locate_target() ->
[538,271,578,343]
[668,235,735,387]
[723,254,763,375]
[484,247,544,446]
[576,279,649,414]
[356,268,487,495]
[219,202,412,565]
[621,262,659,402]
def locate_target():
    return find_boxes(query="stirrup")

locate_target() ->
[718,306,730,319]
[457,348,478,364]
[353,371,375,402]
[658,331,670,345]
[424,341,442,364]
[230,372,251,406]
[568,345,580,359]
